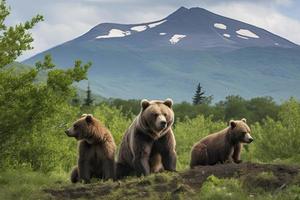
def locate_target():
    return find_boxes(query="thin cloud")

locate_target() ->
[208,2,300,44]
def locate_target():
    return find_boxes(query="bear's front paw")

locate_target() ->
[82,179,91,184]
[224,159,234,164]
[234,160,243,164]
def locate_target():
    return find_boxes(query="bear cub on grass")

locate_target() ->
[65,114,116,183]
[116,98,177,178]
[190,118,253,168]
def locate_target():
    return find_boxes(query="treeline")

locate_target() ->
[101,95,279,124]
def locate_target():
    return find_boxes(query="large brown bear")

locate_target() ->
[65,114,116,183]
[116,99,177,178]
[190,118,253,168]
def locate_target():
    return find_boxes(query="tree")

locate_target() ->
[84,82,94,106]
[222,95,248,121]
[0,0,91,142]
[192,83,207,105]
[0,0,43,67]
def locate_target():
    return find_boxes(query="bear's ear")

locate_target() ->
[81,113,88,117]
[229,120,236,129]
[164,98,173,108]
[141,99,150,110]
[85,114,93,124]
[241,118,247,123]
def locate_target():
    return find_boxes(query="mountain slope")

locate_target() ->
[23,7,300,102]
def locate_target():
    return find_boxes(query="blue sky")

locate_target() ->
[6,0,300,60]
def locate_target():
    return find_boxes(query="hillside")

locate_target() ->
[5,62,106,103]
[45,163,300,199]
[23,7,300,102]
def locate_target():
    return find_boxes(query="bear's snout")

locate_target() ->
[244,133,254,143]
[155,114,167,130]
[160,121,167,128]
[248,137,254,143]
[65,129,70,136]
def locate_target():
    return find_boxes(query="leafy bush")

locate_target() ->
[174,116,225,170]
[1,104,79,173]
[252,98,300,162]
[93,104,132,146]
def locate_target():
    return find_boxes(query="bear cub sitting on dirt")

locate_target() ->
[190,118,253,168]
[116,98,177,178]
[65,114,116,183]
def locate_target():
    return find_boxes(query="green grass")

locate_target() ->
[195,175,300,200]
[0,169,69,200]
[1,167,300,200]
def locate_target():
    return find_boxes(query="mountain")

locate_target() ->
[23,7,300,102]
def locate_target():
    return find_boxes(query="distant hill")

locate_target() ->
[7,62,106,103]
[23,7,300,102]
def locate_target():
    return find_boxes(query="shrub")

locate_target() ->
[174,116,225,170]
[252,98,300,163]
[93,103,132,146]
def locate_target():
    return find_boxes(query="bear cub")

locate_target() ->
[190,118,253,168]
[65,114,116,183]
[116,98,177,178]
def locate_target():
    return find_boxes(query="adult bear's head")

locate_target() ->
[228,118,253,144]
[65,114,103,143]
[138,98,174,139]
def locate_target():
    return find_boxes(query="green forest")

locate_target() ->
[1,1,300,199]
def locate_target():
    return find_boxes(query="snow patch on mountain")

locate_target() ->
[237,35,249,40]
[160,33,167,35]
[148,20,167,28]
[96,29,131,39]
[131,25,147,32]
[169,34,186,44]
[214,23,227,30]
[236,29,259,38]
[223,33,230,38]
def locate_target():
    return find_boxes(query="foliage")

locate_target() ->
[192,83,211,105]
[106,98,141,117]
[83,82,93,106]
[0,0,43,67]
[2,94,298,173]
[1,107,79,173]
[0,0,91,172]
[104,95,280,124]
[252,98,300,162]
[174,116,225,170]
[93,104,132,146]
[0,54,90,145]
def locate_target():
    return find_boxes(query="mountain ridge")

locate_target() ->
[23,7,300,102]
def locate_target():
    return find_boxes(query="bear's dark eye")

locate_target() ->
[73,124,79,129]
[153,113,159,117]
[163,113,167,117]
[241,132,247,135]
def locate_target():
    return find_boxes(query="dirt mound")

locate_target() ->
[45,163,299,199]
[182,162,298,189]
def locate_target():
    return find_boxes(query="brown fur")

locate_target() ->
[190,118,253,168]
[65,114,116,183]
[116,99,177,178]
